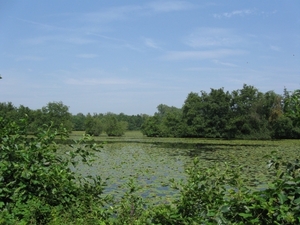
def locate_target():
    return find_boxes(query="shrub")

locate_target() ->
[0,117,108,223]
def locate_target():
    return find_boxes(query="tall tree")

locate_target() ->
[41,101,73,132]
[85,113,103,136]
[72,113,86,131]
[200,88,231,138]
[104,114,127,136]
[0,102,17,120]
[284,89,300,126]
[141,115,162,137]
[282,89,300,138]
[226,84,270,139]
[182,92,205,137]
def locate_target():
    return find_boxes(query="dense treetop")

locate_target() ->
[141,85,300,139]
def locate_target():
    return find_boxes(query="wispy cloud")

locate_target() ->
[86,32,141,51]
[143,38,161,49]
[212,59,238,67]
[213,9,253,18]
[81,1,193,24]
[185,28,243,48]
[261,10,278,17]
[87,32,126,42]
[76,54,98,59]
[161,49,245,61]
[82,5,142,23]
[147,1,193,12]
[65,78,135,86]
[15,55,45,61]
[13,17,68,31]
[270,45,281,51]
[24,35,94,45]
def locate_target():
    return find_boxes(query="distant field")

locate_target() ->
[70,130,300,147]
[70,130,144,140]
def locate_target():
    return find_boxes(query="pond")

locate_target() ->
[69,138,300,204]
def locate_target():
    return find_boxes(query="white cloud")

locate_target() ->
[14,17,67,32]
[24,35,94,45]
[161,49,245,60]
[212,59,238,67]
[270,45,281,51]
[147,1,193,12]
[81,2,193,24]
[261,10,278,17]
[213,9,253,18]
[143,38,160,49]
[87,32,126,42]
[15,55,44,61]
[82,5,142,23]
[76,54,98,58]
[185,28,243,48]
[86,32,141,52]
[65,78,135,86]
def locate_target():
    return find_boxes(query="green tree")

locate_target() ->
[182,92,205,137]
[155,104,183,137]
[225,84,270,139]
[271,115,293,139]
[115,113,146,130]
[200,88,231,138]
[160,111,183,137]
[72,113,86,131]
[104,114,127,136]
[141,104,182,137]
[0,102,17,121]
[127,114,145,130]
[284,89,300,126]
[263,91,293,139]
[264,91,283,123]
[156,104,179,117]
[41,101,73,132]
[181,89,232,138]
[85,113,103,136]
[282,89,300,138]
[141,115,161,137]
[28,109,45,133]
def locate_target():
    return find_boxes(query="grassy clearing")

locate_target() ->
[71,130,300,146]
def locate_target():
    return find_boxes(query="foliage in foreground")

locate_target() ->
[0,117,109,224]
[1,117,300,224]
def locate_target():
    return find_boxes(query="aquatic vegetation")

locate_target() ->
[70,132,300,205]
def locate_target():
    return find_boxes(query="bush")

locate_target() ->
[0,117,108,223]
[104,115,127,136]
[149,155,300,224]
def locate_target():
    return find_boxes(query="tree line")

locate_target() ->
[2,84,299,139]
[0,101,146,136]
[141,84,300,139]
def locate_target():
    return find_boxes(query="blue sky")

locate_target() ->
[1,1,299,115]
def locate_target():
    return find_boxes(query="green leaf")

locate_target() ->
[278,193,288,204]
[238,213,252,218]
[294,197,300,205]
[220,205,231,213]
